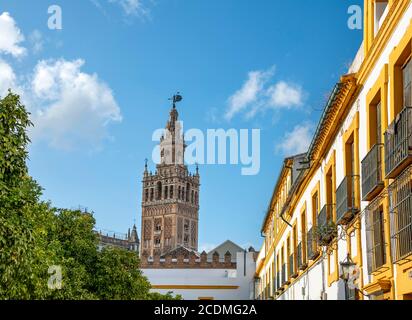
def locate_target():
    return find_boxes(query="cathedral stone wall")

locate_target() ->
[140,250,236,270]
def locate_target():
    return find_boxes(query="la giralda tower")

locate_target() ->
[140,94,200,258]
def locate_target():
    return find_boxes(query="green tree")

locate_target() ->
[93,246,151,300]
[46,209,99,300]
[0,91,181,300]
[0,90,55,299]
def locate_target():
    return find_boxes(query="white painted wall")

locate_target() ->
[143,251,256,300]
[266,3,412,300]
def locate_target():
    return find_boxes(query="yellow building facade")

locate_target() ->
[255,0,412,300]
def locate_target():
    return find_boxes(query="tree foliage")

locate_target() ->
[0,90,180,300]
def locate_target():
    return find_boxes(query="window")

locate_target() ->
[369,206,386,272]
[293,225,297,273]
[170,185,174,198]
[145,189,149,202]
[312,191,319,226]
[325,167,334,222]
[376,102,382,145]
[156,182,162,200]
[164,186,168,199]
[150,188,154,201]
[154,238,161,247]
[369,98,383,147]
[374,1,389,35]
[186,183,190,202]
[345,137,356,208]
[155,224,162,232]
[287,236,292,279]
[402,58,412,107]
[326,171,333,208]
[301,210,307,264]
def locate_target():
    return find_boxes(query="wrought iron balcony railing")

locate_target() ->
[317,204,336,245]
[307,227,319,260]
[336,175,360,225]
[318,204,332,227]
[365,196,387,274]
[281,263,289,286]
[276,271,281,291]
[389,165,412,263]
[362,144,384,201]
[384,106,412,179]
[289,253,298,279]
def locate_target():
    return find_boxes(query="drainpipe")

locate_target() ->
[321,250,326,300]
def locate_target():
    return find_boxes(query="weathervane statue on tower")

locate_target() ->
[170,92,183,108]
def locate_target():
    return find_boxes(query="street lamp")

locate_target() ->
[340,254,356,300]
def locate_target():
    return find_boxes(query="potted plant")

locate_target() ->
[314,222,338,246]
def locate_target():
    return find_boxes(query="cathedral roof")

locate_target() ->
[207,240,244,262]
[160,245,200,258]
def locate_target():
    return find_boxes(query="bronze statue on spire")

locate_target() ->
[170,92,183,109]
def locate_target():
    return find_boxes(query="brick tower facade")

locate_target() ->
[141,96,200,258]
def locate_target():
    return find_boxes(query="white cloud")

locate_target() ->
[225,67,274,120]
[275,123,314,156]
[28,30,43,54]
[225,66,306,120]
[0,12,26,57]
[267,81,304,108]
[29,59,122,150]
[109,0,149,17]
[0,60,17,97]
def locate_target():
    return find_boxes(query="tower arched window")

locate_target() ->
[150,188,154,201]
[186,183,190,202]
[195,192,198,205]
[178,186,181,200]
[164,186,168,199]
[182,187,185,201]
[170,185,174,198]
[145,189,149,202]
[191,190,194,204]
[156,182,162,200]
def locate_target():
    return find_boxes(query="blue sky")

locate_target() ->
[0,0,363,251]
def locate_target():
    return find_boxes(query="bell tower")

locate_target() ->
[141,94,200,257]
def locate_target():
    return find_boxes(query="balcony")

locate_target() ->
[362,144,384,201]
[336,175,360,225]
[289,253,298,279]
[266,285,272,300]
[307,227,319,260]
[365,197,387,274]
[384,106,412,179]
[297,242,308,270]
[281,263,290,286]
[317,204,337,246]
[276,271,282,293]
[389,165,412,263]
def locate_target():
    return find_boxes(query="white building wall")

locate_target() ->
[143,251,256,300]
[275,3,412,300]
